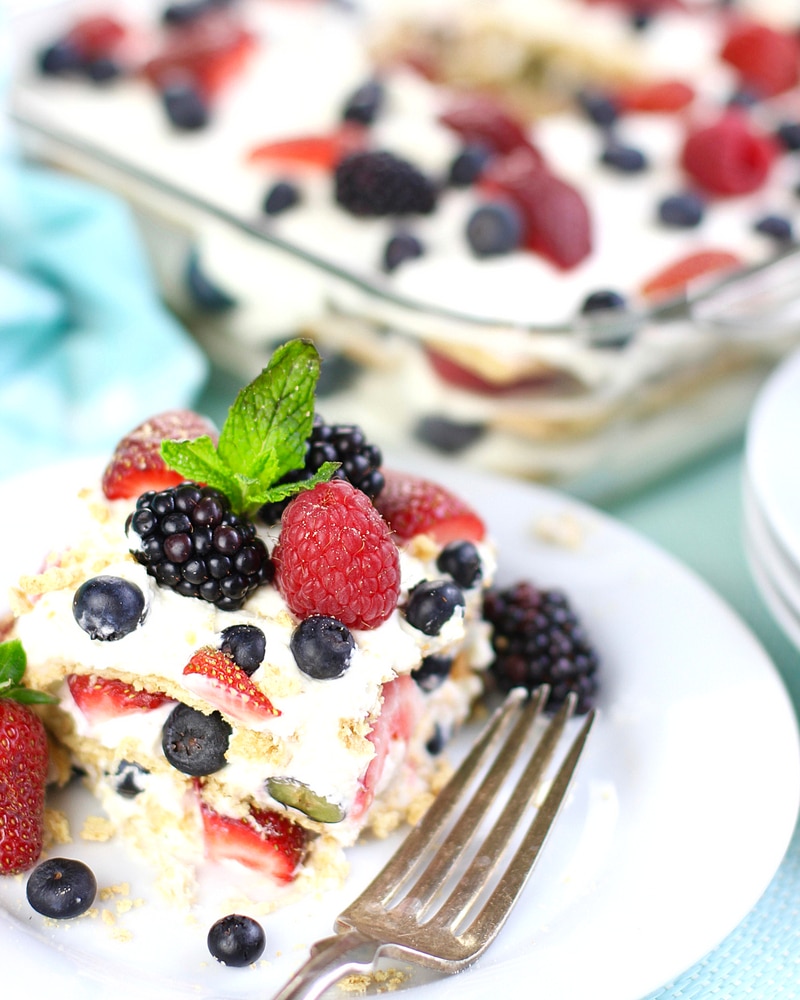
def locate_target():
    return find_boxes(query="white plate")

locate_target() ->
[746,346,800,570]
[1,457,798,1000]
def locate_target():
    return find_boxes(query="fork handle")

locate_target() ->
[269,929,382,1000]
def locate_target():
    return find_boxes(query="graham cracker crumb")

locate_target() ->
[100,882,130,901]
[81,815,115,842]
[43,808,72,847]
[406,791,435,827]
[338,717,372,754]
[534,511,587,550]
[101,909,116,926]
[407,535,439,562]
[228,729,289,767]
[259,659,303,698]
[339,969,408,994]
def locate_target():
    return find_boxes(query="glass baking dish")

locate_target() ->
[9,0,800,501]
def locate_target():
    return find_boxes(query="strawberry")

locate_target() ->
[374,470,486,545]
[101,409,218,501]
[640,250,743,301]
[720,20,800,98]
[273,480,401,630]
[182,647,279,724]
[352,675,424,821]
[0,640,56,875]
[246,124,368,170]
[199,801,306,882]
[425,346,560,396]
[438,97,542,157]
[616,79,695,113]
[680,111,777,197]
[67,674,172,724]
[65,14,128,61]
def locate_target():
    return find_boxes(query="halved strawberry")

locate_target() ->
[64,14,129,61]
[616,78,695,113]
[425,347,559,396]
[352,674,424,821]
[200,802,306,882]
[374,470,486,544]
[640,249,743,301]
[438,97,541,157]
[182,647,279,724]
[67,674,173,724]
[246,123,367,170]
[101,409,218,501]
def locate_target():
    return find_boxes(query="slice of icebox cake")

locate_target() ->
[2,338,599,925]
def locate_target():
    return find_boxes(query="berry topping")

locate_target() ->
[67,674,171,723]
[128,485,272,611]
[247,125,367,169]
[334,150,437,217]
[483,581,599,713]
[341,78,385,125]
[26,858,97,919]
[657,192,705,228]
[258,414,384,524]
[102,409,218,501]
[161,702,232,776]
[207,914,266,967]
[200,803,307,882]
[72,576,147,641]
[262,180,301,215]
[404,580,465,636]
[273,480,401,630]
[680,112,777,196]
[0,640,55,875]
[436,540,483,589]
[383,231,425,273]
[266,776,345,823]
[290,615,355,679]
[640,250,743,301]
[219,624,266,676]
[182,647,278,723]
[466,201,524,257]
[439,97,539,157]
[411,654,453,692]
[374,470,486,544]
[720,20,800,98]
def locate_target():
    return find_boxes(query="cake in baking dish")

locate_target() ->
[6,340,500,905]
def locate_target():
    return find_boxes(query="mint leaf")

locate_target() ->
[0,639,58,705]
[161,339,336,516]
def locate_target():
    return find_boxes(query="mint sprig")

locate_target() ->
[0,639,58,705]
[161,339,338,516]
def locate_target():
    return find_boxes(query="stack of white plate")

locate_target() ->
[744,348,800,649]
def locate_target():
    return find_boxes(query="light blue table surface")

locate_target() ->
[197,365,800,1000]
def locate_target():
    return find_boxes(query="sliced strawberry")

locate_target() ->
[67,674,173,724]
[246,124,367,170]
[425,347,559,396]
[439,97,542,157]
[182,647,279,724]
[65,15,129,61]
[101,409,218,501]
[640,250,743,301]
[352,674,424,821]
[143,11,256,99]
[480,149,592,269]
[200,802,306,882]
[616,79,695,113]
[681,111,777,196]
[374,470,486,544]
[720,20,800,98]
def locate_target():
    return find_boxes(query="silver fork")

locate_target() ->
[269,685,596,1000]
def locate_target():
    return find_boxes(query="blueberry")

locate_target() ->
[162,703,231,775]
[291,616,355,679]
[436,540,483,589]
[162,0,215,24]
[580,290,635,348]
[426,723,448,755]
[414,415,487,454]
[754,214,794,242]
[776,121,800,151]
[208,914,266,967]
[576,89,619,127]
[448,144,490,187]
[383,232,424,272]
[85,57,121,83]
[600,141,648,173]
[113,760,149,798]
[411,654,453,692]
[404,580,465,635]
[342,78,385,125]
[26,858,97,919]
[580,289,627,313]
[658,192,705,228]
[185,250,237,312]
[466,202,523,258]
[263,180,301,216]
[161,81,209,130]
[37,39,82,76]
[73,576,147,641]
[220,624,266,675]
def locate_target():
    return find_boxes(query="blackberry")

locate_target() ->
[335,150,437,217]
[259,415,384,523]
[482,581,599,714]
[127,483,273,611]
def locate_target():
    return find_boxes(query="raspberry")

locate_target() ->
[334,150,437,217]
[483,581,599,714]
[720,20,800,98]
[681,112,777,196]
[273,480,400,630]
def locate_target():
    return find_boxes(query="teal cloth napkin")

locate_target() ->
[0,158,209,478]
